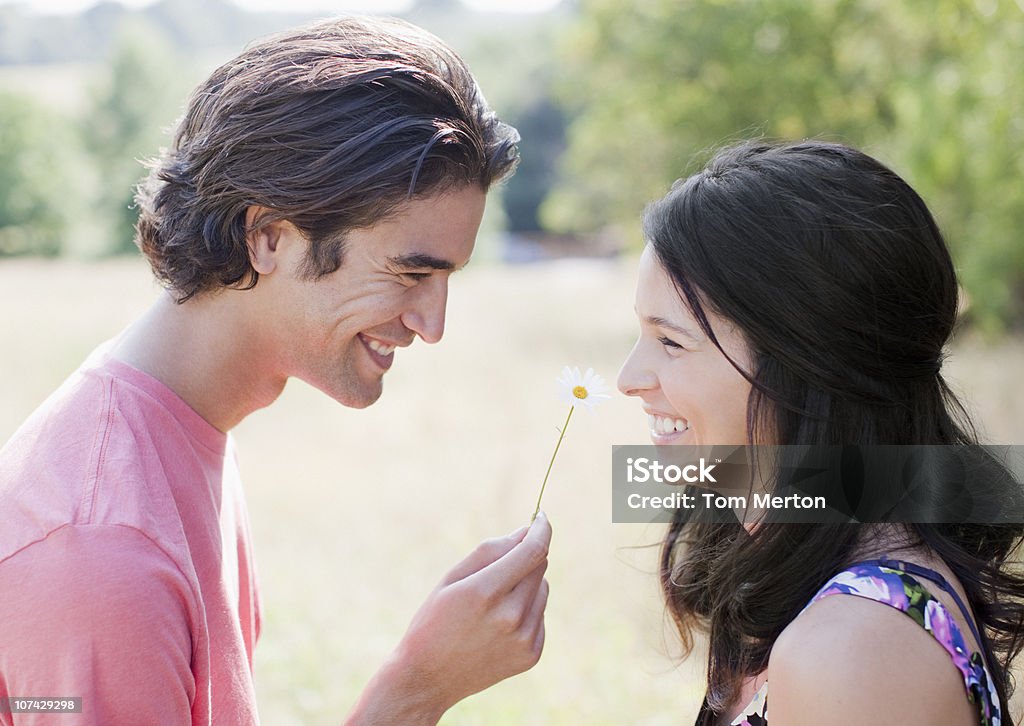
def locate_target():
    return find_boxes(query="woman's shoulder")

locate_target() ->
[764,567,979,726]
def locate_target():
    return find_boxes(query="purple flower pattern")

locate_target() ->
[730,681,768,725]
[727,563,1000,726]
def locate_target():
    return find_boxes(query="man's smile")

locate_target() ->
[359,333,398,370]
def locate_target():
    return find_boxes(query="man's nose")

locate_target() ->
[401,278,448,344]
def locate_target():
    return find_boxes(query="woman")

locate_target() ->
[617,140,1024,725]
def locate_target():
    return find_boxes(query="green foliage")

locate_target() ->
[0,24,191,259]
[881,0,1024,335]
[0,92,74,256]
[503,95,567,233]
[79,21,189,255]
[460,19,572,234]
[547,0,1024,331]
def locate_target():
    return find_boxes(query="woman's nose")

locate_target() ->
[617,340,656,397]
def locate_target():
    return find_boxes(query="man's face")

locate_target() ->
[260,185,486,408]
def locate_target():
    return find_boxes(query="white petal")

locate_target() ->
[578,367,609,398]
[555,365,610,411]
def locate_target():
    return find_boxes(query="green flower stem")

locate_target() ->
[532,405,574,522]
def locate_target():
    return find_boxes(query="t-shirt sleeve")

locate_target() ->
[0,524,196,725]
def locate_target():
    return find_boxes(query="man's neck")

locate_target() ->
[109,291,287,432]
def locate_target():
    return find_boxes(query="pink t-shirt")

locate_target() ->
[0,347,261,725]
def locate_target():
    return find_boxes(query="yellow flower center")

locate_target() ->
[572,385,589,400]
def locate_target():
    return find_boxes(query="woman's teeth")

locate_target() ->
[366,339,395,356]
[648,415,690,435]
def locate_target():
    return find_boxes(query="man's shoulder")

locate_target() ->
[0,363,113,548]
[3,359,110,452]
[0,353,210,565]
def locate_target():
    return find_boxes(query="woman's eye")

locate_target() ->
[659,335,685,350]
[403,272,431,282]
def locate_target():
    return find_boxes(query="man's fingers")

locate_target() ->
[531,618,546,662]
[497,574,548,671]
[505,558,547,622]
[471,512,551,595]
[522,575,549,632]
[521,578,549,667]
[441,523,529,586]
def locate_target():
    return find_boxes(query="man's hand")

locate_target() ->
[346,513,552,725]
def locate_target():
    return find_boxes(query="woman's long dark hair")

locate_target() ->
[644,140,1024,724]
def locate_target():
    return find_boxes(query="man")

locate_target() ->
[0,16,551,725]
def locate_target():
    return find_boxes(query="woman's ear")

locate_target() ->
[245,206,288,276]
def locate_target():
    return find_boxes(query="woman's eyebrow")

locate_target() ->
[645,315,703,342]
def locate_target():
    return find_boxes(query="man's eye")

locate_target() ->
[658,336,685,350]
[402,272,431,281]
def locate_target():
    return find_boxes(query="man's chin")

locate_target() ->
[330,382,383,410]
[339,392,381,409]
[296,374,382,409]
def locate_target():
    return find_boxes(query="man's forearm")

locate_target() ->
[345,651,448,726]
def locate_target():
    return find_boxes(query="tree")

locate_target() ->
[547,0,1024,331]
[503,95,567,233]
[0,92,74,256]
[80,20,188,255]
[453,15,573,237]
[879,0,1024,334]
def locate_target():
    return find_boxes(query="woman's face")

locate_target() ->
[618,245,754,446]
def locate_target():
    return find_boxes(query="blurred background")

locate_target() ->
[1,0,1023,723]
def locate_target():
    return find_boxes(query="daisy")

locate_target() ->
[533,366,611,520]
[556,366,612,412]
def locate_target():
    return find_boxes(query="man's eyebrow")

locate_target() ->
[388,253,465,272]
[645,315,702,342]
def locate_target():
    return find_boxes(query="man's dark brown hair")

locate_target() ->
[135,16,519,302]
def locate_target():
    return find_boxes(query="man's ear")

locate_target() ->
[245,206,290,276]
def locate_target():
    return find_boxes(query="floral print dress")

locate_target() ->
[726,559,1001,726]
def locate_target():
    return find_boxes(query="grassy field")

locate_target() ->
[2,257,1023,724]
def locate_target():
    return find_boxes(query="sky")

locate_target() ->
[0,0,563,14]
